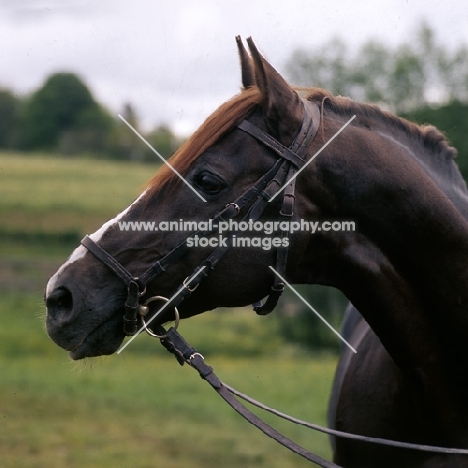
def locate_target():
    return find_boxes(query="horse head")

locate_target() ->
[45,38,334,359]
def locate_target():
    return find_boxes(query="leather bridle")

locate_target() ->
[81,98,321,336]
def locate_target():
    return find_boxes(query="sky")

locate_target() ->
[2,0,468,135]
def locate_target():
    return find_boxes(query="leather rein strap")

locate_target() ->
[81,98,320,334]
[159,326,340,468]
[158,326,468,467]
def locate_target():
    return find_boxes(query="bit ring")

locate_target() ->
[139,295,180,339]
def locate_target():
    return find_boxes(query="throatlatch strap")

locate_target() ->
[240,99,320,316]
[253,162,298,315]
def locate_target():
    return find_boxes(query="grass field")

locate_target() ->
[0,152,338,467]
[0,151,158,236]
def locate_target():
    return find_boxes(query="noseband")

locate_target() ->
[81,98,321,336]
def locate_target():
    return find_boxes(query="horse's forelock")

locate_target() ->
[145,86,263,196]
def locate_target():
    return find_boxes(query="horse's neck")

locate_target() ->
[374,132,468,415]
[303,120,468,427]
[347,178,468,437]
[370,124,468,347]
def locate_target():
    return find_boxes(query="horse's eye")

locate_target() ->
[196,173,224,195]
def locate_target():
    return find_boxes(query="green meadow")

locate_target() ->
[0,152,337,467]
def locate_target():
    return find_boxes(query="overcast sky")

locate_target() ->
[2,0,467,135]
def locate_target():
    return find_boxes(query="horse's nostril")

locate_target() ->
[46,287,73,316]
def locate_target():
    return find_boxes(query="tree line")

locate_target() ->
[0,72,181,160]
[287,22,468,112]
[1,22,467,171]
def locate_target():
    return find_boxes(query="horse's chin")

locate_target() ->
[68,311,126,360]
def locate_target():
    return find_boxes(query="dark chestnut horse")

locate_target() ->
[45,38,468,467]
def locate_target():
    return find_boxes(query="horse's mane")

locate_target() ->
[304,88,458,161]
[146,86,263,194]
[146,84,461,195]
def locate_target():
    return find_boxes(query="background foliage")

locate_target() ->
[0,77,182,160]
[287,23,468,112]
[1,24,467,168]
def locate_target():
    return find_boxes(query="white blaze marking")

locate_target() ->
[45,191,148,298]
[89,190,147,243]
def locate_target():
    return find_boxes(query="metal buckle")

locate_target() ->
[189,352,205,361]
[183,275,200,292]
[225,203,240,215]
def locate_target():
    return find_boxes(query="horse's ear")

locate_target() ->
[247,37,303,144]
[236,36,255,89]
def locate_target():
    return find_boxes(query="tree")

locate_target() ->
[19,72,115,153]
[350,41,393,103]
[286,23,468,113]
[388,44,425,110]
[403,100,468,177]
[288,38,351,96]
[112,102,146,161]
[0,88,20,148]
[112,102,183,162]
[438,45,468,102]
[145,124,181,161]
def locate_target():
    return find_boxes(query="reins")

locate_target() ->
[156,325,468,468]
[158,326,341,468]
